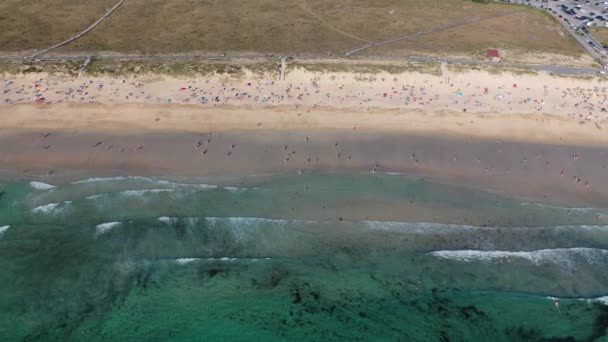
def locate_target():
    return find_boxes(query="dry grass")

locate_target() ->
[365,7,588,63]
[0,58,442,77]
[86,59,280,77]
[0,0,590,66]
[0,59,281,78]
[590,27,608,46]
[446,62,538,76]
[0,0,116,51]
[289,59,442,75]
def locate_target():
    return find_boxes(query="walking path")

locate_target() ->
[29,0,127,59]
[1,53,600,76]
[344,11,521,56]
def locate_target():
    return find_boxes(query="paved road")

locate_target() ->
[29,0,127,59]
[345,11,521,56]
[0,53,601,76]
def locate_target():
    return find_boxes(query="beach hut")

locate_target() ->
[486,49,501,62]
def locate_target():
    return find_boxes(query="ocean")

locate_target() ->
[1,172,607,341]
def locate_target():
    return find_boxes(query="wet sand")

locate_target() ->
[1,126,607,209]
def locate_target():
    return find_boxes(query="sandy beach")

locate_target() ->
[2,63,608,206]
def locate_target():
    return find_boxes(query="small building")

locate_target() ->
[486,49,501,62]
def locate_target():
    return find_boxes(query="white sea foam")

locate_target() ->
[174,257,270,265]
[0,225,10,238]
[176,258,200,264]
[158,217,173,224]
[429,248,608,267]
[29,181,56,190]
[364,220,608,233]
[121,189,176,197]
[157,217,200,227]
[224,186,245,193]
[86,189,187,201]
[594,296,608,305]
[31,201,72,214]
[381,172,406,176]
[519,202,600,213]
[365,221,480,233]
[73,176,132,184]
[205,217,291,226]
[72,176,217,189]
[158,216,176,224]
[95,222,121,236]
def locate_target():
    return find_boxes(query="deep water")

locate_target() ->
[1,173,608,341]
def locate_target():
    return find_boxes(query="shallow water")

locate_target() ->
[1,172,608,341]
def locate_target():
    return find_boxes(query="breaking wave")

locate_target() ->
[31,201,72,214]
[365,220,608,233]
[29,181,56,190]
[428,248,608,267]
[72,176,217,189]
[0,225,10,238]
[519,202,602,214]
[95,222,122,236]
[174,257,272,264]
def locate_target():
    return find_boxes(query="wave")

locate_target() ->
[158,216,314,226]
[156,217,608,234]
[519,202,602,213]
[0,225,10,238]
[157,217,200,226]
[72,176,217,189]
[86,188,193,201]
[29,181,56,190]
[174,257,271,264]
[205,216,291,226]
[365,220,608,233]
[73,176,134,184]
[428,248,608,267]
[121,189,178,196]
[95,222,121,236]
[158,216,315,244]
[224,186,260,193]
[594,296,608,305]
[364,221,481,233]
[31,201,72,214]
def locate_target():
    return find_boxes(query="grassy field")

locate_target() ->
[0,0,591,66]
[0,0,117,51]
[590,27,608,46]
[365,5,593,66]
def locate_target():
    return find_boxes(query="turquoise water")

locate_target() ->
[1,173,608,341]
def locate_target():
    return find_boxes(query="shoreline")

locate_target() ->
[0,127,607,208]
[2,67,608,207]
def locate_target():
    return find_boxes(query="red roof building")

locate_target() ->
[486,49,500,60]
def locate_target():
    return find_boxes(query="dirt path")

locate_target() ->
[29,0,127,59]
[298,0,371,43]
[344,10,521,56]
